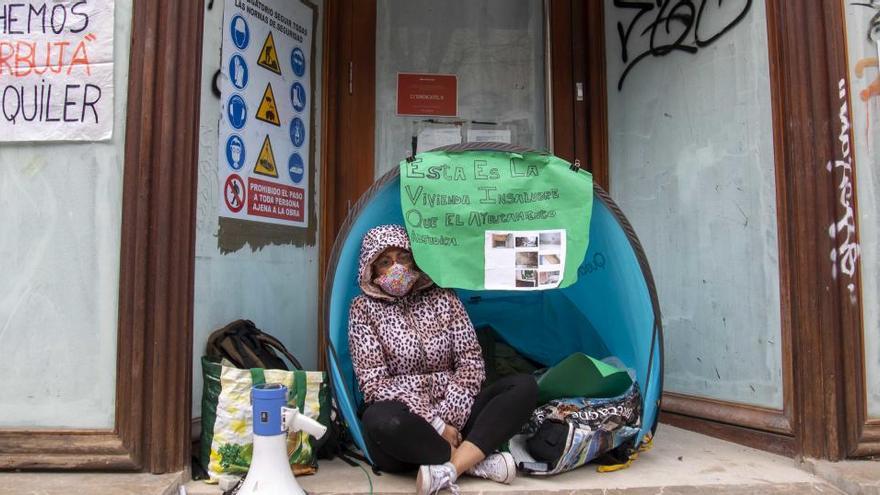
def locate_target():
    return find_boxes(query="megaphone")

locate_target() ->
[237,383,327,495]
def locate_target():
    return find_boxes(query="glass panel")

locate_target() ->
[604,0,783,408]
[375,0,546,178]
[843,0,880,418]
[0,1,133,428]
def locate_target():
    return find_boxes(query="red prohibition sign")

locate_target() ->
[224,174,245,213]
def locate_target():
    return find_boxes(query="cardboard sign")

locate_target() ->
[400,151,593,290]
[397,73,457,117]
[0,1,115,142]
[218,0,314,228]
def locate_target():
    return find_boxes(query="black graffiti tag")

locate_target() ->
[615,0,753,91]
[852,1,880,42]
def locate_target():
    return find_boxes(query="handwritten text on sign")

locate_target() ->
[0,1,115,141]
[399,151,593,290]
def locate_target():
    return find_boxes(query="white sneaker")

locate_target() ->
[466,452,516,484]
[416,462,460,495]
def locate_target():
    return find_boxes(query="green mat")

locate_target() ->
[537,352,633,403]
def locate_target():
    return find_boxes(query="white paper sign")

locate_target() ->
[0,1,115,142]
[218,0,314,228]
[467,128,511,144]
[484,229,566,290]
[417,126,462,153]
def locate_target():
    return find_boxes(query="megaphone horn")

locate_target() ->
[237,383,327,495]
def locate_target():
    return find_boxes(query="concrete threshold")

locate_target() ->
[2,426,865,494]
[184,425,841,494]
[799,457,880,495]
[0,471,185,495]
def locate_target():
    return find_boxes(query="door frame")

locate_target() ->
[317,1,610,355]
[0,0,205,472]
[318,0,878,460]
[654,0,876,460]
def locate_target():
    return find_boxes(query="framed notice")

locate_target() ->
[397,73,458,117]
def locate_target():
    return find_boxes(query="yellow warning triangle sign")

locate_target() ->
[257,31,282,75]
[253,135,278,178]
[255,83,281,126]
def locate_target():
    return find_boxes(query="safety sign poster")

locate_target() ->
[0,1,115,142]
[218,0,313,227]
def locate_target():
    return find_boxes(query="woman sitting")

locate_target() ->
[348,224,538,494]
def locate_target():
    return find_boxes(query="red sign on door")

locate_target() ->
[397,73,458,117]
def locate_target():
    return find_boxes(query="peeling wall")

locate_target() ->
[374,0,546,177]
[0,1,133,428]
[604,0,783,408]
[843,0,880,418]
[191,0,324,418]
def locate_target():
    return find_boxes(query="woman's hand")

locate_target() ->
[441,424,462,448]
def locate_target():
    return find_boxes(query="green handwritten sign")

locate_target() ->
[400,150,593,290]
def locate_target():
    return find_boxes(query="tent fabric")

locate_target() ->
[324,144,663,465]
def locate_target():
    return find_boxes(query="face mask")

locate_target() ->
[375,263,419,297]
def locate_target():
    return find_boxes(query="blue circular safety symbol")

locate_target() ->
[225,134,246,171]
[291,82,306,113]
[288,153,305,184]
[229,54,249,90]
[227,94,247,129]
[291,47,306,77]
[230,15,250,50]
[289,117,305,148]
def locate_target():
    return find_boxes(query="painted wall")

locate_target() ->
[374,0,546,177]
[0,1,133,428]
[192,0,324,419]
[843,0,880,418]
[604,0,783,408]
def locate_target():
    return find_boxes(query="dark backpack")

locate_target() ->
[206,319,303,370]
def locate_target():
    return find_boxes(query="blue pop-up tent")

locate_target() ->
[324,144,663,464]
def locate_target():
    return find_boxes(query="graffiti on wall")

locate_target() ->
[828,79,861,303]
[852,1,880,42]
[853,2,880,103]
[613,0,753,91]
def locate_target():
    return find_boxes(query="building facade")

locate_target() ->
[1,0,878,473]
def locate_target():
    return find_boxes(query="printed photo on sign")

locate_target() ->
[291,47,306,77]
[491,233,513,249]
[540,232,562,246]
[515,235,538,248]
[291,82,307,113]
[515,251,538,268]
[539,271,561,286]
[516,270,537,288]
[229,54,249,89]
[484,229,567,291]
[226,134,246,170]
[227,94,247,129]
[539,254,560,266]
[231,15,250,49]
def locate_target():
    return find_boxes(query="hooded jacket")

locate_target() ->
[348,225,486,430]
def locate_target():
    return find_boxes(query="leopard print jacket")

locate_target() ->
[348,224,486,430]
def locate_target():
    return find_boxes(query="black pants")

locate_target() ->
[361,373,538,473]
